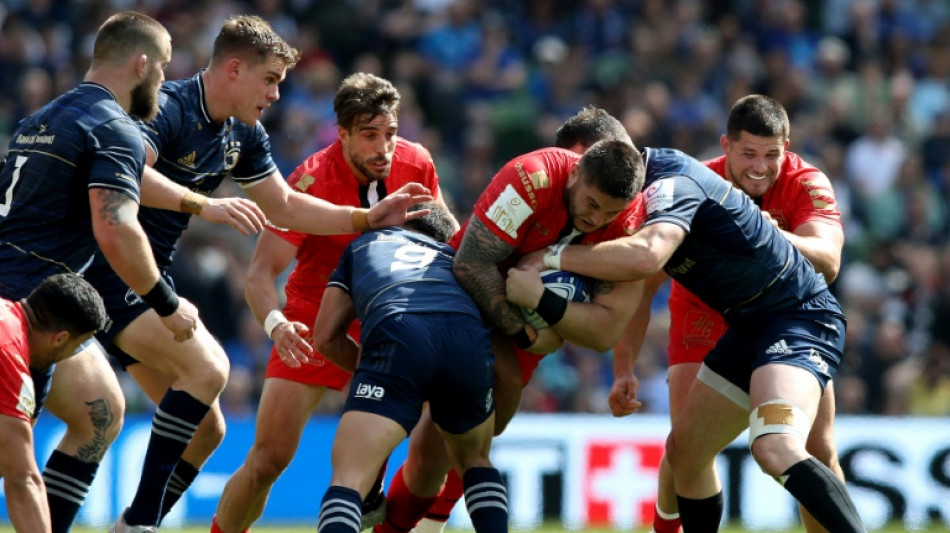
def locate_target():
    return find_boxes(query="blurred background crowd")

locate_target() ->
[2,0,949,419]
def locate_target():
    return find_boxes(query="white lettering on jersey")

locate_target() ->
[486,184,534,239]
[354,382,385,400]
[16,372,35,418]
[644,178,675,215]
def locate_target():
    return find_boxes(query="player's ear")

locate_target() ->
[719,133,730,153]
[49,330,71,349]
[226,57,243,80]
[135,53,149,79]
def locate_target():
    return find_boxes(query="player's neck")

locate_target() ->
[83,69,129,112]
[199,69,230,125]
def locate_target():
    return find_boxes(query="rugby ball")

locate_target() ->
[521,270,592,330]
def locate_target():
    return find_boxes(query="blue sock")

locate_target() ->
[43,451,98,533]
[124,389,209,526]
[463,467,508,533]
[159,459,200,524]
[318,485,363,533]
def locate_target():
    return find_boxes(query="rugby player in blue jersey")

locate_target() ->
[518,147,865,532]
[0,12,201,533]
[311,204,507,533]
[77,16,431,533]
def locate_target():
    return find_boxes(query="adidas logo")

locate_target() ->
[765,339,793,355]
[178,151,197,168]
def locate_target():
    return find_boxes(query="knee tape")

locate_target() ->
[748,399,810,449]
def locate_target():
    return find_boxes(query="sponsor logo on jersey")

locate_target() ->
[295,174,315,192]
[487,184,534,239]
[354,383,385,400]
[485,388,494,413]
[666,257,695,276]
[644,178,674,214]
[178,151,197,168]
[765,339,793,355]
[514,162,540,209]
[16,372,35,418]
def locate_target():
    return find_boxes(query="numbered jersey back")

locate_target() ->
[328,228,484,335]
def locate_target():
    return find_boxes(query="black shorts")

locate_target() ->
[345,312,495,435]
[86,264,175,369]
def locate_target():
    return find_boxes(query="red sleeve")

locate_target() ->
[779,169,842,231]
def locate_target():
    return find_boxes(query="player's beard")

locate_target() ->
[129,75,160,122]
[352,154,392,183]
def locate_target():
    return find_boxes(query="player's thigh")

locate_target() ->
[437,413,495,473]
[330,410,406,497]
[46,344,124,430]
[251,377,326,456]
[114,311,228,381]
[668,371,748,468]
[489,333,523,434]
[806,381,838,461]
[749,363,822,418]
[667,362,701,423]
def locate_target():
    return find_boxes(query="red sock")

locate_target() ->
[652,503,682,533]
[210,515,248,533]
[424,469,463,522]
[374,465,437,533]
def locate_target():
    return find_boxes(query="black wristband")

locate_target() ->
[510,327,534,350]
[141,278,180,317]
[535,287,568,326]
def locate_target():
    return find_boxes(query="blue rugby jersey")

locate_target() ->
[107,72,276,270]
[328,228,486,340]
[0,83,143,299]
[640,147,830,320]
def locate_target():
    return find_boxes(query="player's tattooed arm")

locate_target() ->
[453,217,525,335]
[92,188,139,226]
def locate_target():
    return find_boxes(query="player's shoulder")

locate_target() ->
[702,154,727,177]
[287,142,351,191]
[780,151,835,189]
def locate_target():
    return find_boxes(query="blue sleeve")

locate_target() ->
[643,176,701,232]
[139,91,179,158]
[327,245,353,293]
[231,124,278,186]
[87,119,144,201]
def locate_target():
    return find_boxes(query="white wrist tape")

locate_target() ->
[263,309,289,340]
[543,243,566,271]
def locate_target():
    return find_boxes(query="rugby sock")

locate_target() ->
[675,492,722,533]
[318,485,363,533]
[159,459,200,522]
[210,514,249,533]
[462,467,508,533]
[652,502,682,533]
[782,457,864,533]
[374,465,437,533]
[43,451,98,533]
[124,389,209,526]
[419,468,463,529]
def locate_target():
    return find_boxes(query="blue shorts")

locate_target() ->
[345,312,495,435]
[85,264,175,369]
[30,338,96,419]
[704,291,845,393]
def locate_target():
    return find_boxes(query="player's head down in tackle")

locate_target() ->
[23,273,109,370]
[92,11,171,121]
[334,73,402,183]
[566,139,645,233]
[555,105,633,153]
[403,203,456,244]
[721,94,791,199]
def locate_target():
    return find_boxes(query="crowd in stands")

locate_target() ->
[3,0,949,418]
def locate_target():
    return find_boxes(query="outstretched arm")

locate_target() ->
[244,173,432,235]
[550,222,686,282]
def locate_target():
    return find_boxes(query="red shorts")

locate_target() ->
[513,343,546,385]
[667,307,727,366]
[264,296,361,391]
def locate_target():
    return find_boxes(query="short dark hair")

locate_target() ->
[334,73,401,132]
[212,15,300,70]
[576,139,644,200]
[92,11,168,67]
[404,203,456,243]
[726,94,790,141]
[27,274,108,336]
[555,106,632,150]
